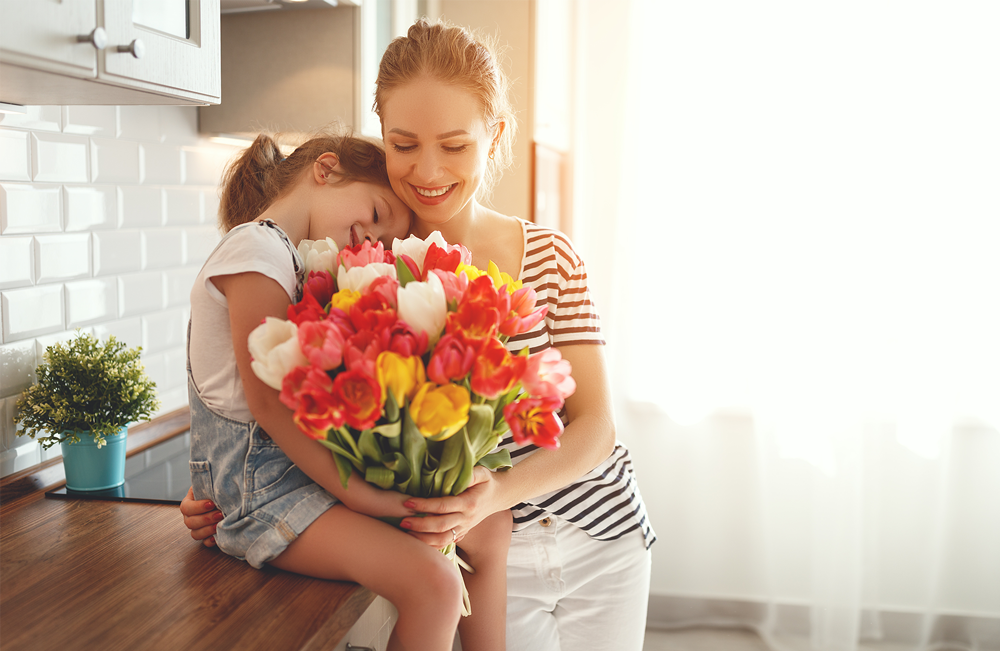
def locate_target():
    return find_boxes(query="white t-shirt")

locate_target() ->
[189,221,300,422]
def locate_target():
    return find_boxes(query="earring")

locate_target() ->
[488,150,495,160]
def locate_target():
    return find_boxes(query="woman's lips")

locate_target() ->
[410,183,456,206]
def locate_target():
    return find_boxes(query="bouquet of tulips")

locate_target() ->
[246,232,575,613]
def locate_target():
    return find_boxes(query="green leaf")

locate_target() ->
[395,256,417,287]
[465,403,495,453]
[477,448,512,470]
[317,440,355,489]
[373,421,402,438]
[400,410,427,495]
[365,466,395,489]
[450,428,477,495]
[383,390,400,423]
[358,428,383,464]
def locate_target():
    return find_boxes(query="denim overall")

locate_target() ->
[187,220,337,568]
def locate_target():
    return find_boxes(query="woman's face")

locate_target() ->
[315,179,411,249]
[380,76,495,228]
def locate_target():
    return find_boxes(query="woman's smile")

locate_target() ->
[411,182,457,204]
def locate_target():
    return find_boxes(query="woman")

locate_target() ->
[183,18,655,651]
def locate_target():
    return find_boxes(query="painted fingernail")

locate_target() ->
[213,512,224,522]
[403,500,416,509]
[204,501,215,510]
[400,520,412,529]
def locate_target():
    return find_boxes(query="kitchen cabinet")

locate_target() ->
[0,0,221,106]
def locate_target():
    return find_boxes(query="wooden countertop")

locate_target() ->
[0,410,375,651]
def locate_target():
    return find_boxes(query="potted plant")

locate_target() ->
[14,331,160,491]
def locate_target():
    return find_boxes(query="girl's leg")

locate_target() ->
[454,509,512,651]
[269,504,463,651]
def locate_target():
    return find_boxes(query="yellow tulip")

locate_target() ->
[330,288,361,313]
[376,351,426,407]
[409,382,470,440]
[486,260,522,293]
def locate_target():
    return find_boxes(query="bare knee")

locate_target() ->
[459,509,513,560]
[395,551,464,620]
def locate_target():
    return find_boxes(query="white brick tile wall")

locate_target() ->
[93,317,144,351]
[164,187,202,224]
[0,236,34,289]
[182,146,233,186]
[143,228,184,269]
[0,339,37,399]
[183,226,222,265]
[64,185,118,231]
[159,107,200,145]
[66,278,119,329]
[1,183,62,234]
[94,229,144,276]
[63,106,117,137]
[142,309,186,354]
[0,106,62,132]
[0,104,237,478]
[118,186,164,228]
[0,129,31,181]
[92,136,142,184]
[118,271,165,317]
[31,133,89,183]
[142,143,183,186]
[201,190,220,225]
[34,233,92,283]
[164,268,199,307]
[2,284,64,342]
[118,106,161,142]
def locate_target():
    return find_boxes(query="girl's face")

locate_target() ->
[380,76,496,228]
[313,175,411,249]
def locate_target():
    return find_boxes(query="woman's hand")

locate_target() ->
[399,467,504,548]
[180,487,222,547]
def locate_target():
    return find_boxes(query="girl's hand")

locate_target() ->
[179,487,222,547]
[399,467,503,548]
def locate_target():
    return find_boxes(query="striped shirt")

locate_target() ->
[501,220,656,549]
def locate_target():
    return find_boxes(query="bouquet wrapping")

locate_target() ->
[248,231,576,614]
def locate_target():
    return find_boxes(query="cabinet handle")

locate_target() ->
[76,27,108,50]
[115,39,146,59]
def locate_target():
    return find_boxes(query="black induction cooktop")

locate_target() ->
[46,432,192,505]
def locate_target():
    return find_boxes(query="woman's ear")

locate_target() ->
[489,122,505,159]
[314,152,341,184]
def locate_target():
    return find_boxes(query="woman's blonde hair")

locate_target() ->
[217,127,392,232]
[373,17,517,199]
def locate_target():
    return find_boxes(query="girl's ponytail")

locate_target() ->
[218,134,284,232]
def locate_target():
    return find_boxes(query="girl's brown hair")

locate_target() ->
[217,127,392,232]
[373,18,517,199]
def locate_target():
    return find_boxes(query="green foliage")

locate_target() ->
[14,331,160,449]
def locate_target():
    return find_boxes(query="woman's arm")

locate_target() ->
[400,343,616,547]
[214,271,415,520]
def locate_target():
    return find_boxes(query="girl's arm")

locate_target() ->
[215,271,414,520]
[400,342,616,547]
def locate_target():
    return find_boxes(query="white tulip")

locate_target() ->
[248,317,307,390]
[397,271,447,345]
[337,262,396,294]
[298,237,340,276]
[391,231,450,273]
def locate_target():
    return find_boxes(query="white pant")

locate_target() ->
[504,515,652,651]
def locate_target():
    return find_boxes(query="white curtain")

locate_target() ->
[571,1,1000,649]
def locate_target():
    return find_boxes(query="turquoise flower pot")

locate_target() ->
[59,427,128,491]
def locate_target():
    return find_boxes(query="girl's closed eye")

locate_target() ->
[392,143,416,153]
[443,145,468,153]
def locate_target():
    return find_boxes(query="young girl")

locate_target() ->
[186,128,511,651]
